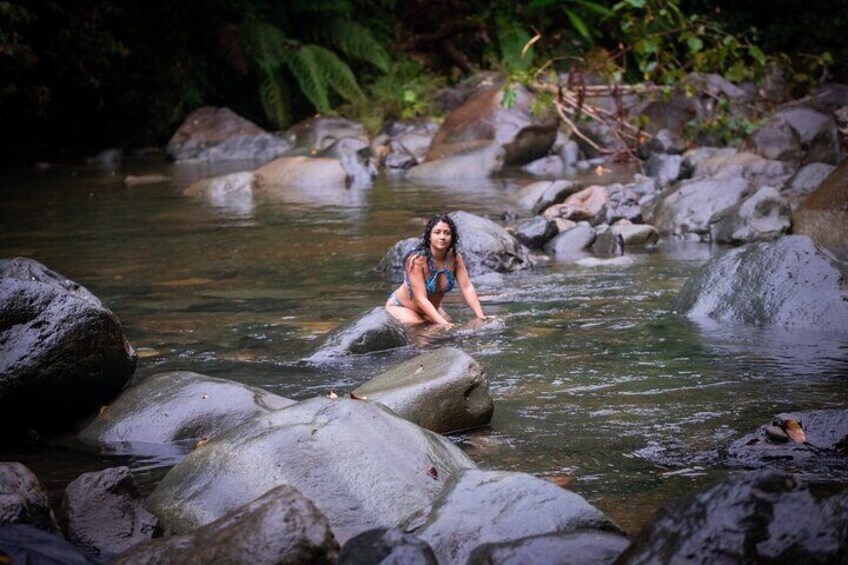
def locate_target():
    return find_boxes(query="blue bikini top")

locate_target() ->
[404,251,457,297]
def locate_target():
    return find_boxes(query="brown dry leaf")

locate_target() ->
[195,437,210,449]
[784,420,807,444]
[349,392,367,400]
[413,364,424,375]
[326,390,339,399]
[426,466,438,480]
[543,475,573,489]
[98,405,110,418]
[202,394,209,400]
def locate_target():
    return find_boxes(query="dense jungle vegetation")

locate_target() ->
[1,0,845,161]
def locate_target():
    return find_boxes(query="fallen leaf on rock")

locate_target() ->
[413,364,424,375]
[196,437,210,449]
[784,420,806,444]
[98,406,110,418]
[202,394,209,400]
[350,392,367,400]
[326,390,339,399]
[426,466,438,480]
[542,475,573,489]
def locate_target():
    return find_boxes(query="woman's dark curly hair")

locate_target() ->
[420,214,459,256]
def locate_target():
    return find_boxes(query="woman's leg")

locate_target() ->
[385,299,426,324]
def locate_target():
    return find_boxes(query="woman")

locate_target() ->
[385,214,488,325]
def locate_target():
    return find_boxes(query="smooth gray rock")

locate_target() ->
[545,223,596,258]
[689,150,793,190]
[610,224,659,246]
[782,162,836,210]
[776,106,841,164]
[617,471,848,564]
[590,225,624,257]
[146,398,477,542]
[640,128,686,156]
[0,463,60,534]
[316,137,377,188]
[182,172,255,215]
[0,258,137,434]
[308,308,411,362]
[59,467,156,559]
[521,155,564,176]
[376,238,420,278]
[338,528,436,565]
[402,470,622,565]
[285,116,366,152]
[117,486,338,565]
[510,180,581,214]
[407,142,506,181]
[468,530,630,565]
[653,176,750,240]
[606,185,642,224]
[677,235,848,332]
[645,153,684,186]
[710,185,791,244]
[353,347,494,434]
[77,371,294,450]
[793,158,848,261]
[449,211,530,275]
[744,118,803,162]
[515,217,559,249]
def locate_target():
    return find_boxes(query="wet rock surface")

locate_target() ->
[77,371,294,451]
[677,235,848,332]
[653,176,750,240]
[254,156,348,188]
[182,171,256,214]
[307,307,411,361]
[448,211,530,275]
[468,530,629,565]
[0,462,60,534]
[407,142,506,181]
[0,258,137,434]
[117,485,338,565]
[514,216,558,249]
[352,347,494,434]
[725,409,848,478]
[545,223,596,259]
[617,471,848,564]
[402,469,623,565]
[338,528,436,565]
[146,398,477,542]
[0,524,95,565]
[59,467,157,559]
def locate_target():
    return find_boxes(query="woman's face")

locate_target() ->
[429,221,453,252]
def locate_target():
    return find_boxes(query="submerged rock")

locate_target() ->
[402,469,624,565]
[77,371,294,451]
[338,528,436,565]
[0,258,137,435]
[468,530,629,565]
[59,467,157,559]
[254,156,348,188]
[307,307,411,362]
[117,486,338,565]
[352,347,494,434]
[676,235,848,332]
[182,171,256,215]
[617,471,848,564]
[145,398,476,542]
[0,462,60,534]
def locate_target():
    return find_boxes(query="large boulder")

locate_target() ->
[425,85,557,167]
[782,162,837,210]
[793,158,848,261]
[59,467,157,559]
[710,185,791,244]
[116,486,339,565]
[677,236,848,332]
[687,149,793,190]
[0,462,60,534]
[166,107,289,162]
[145,398,477,542]
[0,258,137,435]
[653,176,751,240]
[775,106,841,164]
[617,471,848,564]
[307,308,411,362]
[375,237,419,278]
[352,347,494,434]
[77,371,294,451]
[254,156,348,188]
[744,118,804,162]
[449,211,530,275]
[406,142,506,181]
[402,470,624,565]
[468,530,630,565]
[725,409,848,476]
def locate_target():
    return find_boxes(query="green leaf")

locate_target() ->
[323,19,390,73]
[288,46,330,112]
[258,69,290,127]
[747,45,765,65]
[687,37,703,53]
[564,8,591,40]
[571,0,614,17]
[625,0,646,7]
[497,18,534,71]
[310,44,364,102]
[501,85,517,109]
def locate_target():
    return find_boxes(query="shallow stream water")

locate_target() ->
[2,159,847,534]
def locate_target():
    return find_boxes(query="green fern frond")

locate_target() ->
[259,69,290,127]
[320,19,390,72]
[241,16,292,73]
[310,45,364,102]
[287,46,330,112]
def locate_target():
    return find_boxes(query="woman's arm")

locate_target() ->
[408,256,451,325]
[455,253,486,319]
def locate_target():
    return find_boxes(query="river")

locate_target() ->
[2,159,846,534]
